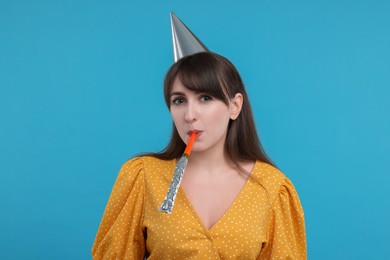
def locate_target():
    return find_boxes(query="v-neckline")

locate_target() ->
[173,159,257,233]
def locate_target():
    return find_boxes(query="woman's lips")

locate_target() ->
[187,130,202,136]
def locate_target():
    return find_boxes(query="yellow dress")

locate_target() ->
[92,156,306,259]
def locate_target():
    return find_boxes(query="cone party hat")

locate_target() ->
[170,12,209,62]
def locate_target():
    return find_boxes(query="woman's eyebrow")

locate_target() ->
[170,91,185,97]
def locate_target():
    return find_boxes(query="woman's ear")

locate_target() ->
[230,93,243,120]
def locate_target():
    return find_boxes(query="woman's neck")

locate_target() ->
[186,147,235,176]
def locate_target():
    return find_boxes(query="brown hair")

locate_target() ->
[144,52,275,169]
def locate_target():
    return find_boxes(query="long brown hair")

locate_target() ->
[144,52,275,168]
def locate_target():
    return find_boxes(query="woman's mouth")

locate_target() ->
[187,130,202,136]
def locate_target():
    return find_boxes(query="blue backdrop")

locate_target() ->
[1,0,389,259]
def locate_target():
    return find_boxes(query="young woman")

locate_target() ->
[92,52,307,259]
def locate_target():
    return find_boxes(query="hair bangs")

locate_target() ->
[176,55,230,104]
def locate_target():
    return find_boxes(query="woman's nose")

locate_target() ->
[184,103,197,122]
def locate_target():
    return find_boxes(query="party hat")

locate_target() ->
[170,12,208,62]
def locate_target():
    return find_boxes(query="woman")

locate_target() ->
[92,52,307,259]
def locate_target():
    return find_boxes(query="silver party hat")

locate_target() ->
[170,12,208,62]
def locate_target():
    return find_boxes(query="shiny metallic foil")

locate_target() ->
[159,156,189,214]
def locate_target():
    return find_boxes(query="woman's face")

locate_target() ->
[169,77,242,154]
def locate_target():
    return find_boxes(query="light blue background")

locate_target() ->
[1,0,389,259]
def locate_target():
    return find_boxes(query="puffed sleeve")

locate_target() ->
[92,158,146,259]
[259,178,307,259]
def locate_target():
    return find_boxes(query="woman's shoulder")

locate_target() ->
[252,161,286,181]
[121,156,175,176]
[251,161,297,202]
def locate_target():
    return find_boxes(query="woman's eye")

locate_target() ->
[200,95,212,102]
[172,97,185,105]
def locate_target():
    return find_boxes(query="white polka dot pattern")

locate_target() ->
[92,156,307,259]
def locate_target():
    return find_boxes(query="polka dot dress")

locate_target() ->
[92,157,307,259]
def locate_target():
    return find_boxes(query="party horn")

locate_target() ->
[159,132,197,213]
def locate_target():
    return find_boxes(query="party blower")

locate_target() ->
[159,132,197,213]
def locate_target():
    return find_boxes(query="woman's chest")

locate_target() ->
[142,180,271,259]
